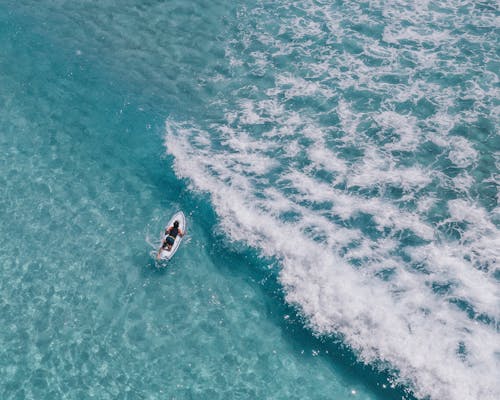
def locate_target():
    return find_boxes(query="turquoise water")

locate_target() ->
[1,1,498,400]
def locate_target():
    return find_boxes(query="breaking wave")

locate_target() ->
[165,1,499,399]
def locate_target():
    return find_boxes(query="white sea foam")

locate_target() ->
[448,137,479,168]
[166,116,499,400]
[164,1,500,399]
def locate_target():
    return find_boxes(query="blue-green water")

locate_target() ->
[1,1,498,399]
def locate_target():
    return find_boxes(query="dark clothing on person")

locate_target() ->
[167,226,180,239]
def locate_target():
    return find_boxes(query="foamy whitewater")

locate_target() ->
[1,0,498,399]
[165,1,500,399]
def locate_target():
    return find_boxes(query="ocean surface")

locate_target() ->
[0,1,498,399]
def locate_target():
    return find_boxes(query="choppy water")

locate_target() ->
[1,1,499,400]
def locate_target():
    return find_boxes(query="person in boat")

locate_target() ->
[157,220,184,258]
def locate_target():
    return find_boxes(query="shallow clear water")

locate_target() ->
[1,1,498,400]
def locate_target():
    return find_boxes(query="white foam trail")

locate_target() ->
[165,118,499,400]
[164,1,500,399]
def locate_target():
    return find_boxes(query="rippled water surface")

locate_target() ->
[1,1,498,399]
